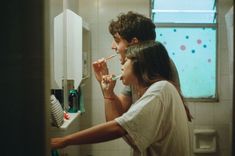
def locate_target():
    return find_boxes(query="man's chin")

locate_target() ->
[120,60,125,65]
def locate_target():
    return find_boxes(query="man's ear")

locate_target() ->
[131,37,139,44]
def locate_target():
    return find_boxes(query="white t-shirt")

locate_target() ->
[115,81,190,156]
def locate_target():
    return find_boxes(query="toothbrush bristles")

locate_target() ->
[112,74,122,80]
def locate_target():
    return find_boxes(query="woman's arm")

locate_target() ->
[93,61,132,120]
[51,120,127,149]
[104,93,132,121]
[101,75,132,121]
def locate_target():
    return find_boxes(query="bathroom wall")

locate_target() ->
[187,0,233,156]
[77,0,233,156]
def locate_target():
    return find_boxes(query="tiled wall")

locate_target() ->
[78,0,233,156]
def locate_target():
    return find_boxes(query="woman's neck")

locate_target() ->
[135,84,148,98]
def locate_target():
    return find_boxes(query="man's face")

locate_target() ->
[111,33,130,65]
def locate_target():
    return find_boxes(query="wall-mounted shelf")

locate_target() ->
[51,111,81,132]
[50,111,81,156]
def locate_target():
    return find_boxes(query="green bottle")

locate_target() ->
[68,89,79,113]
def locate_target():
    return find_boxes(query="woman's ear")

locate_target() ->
[131,37,139,44]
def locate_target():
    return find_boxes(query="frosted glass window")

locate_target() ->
[151,0,217,100]
[156,28,216,98]
[151,0,216,23]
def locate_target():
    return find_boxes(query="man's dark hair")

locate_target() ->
[109,11,156,42]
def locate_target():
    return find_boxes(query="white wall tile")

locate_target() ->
[214,124,231,151]
[220,75,233,100]
[219,47,229,75]
[89,139,121,150]
[194,103,214,125]
[119,149,132,156]
[214,101,233,124]
[187,102,196,119]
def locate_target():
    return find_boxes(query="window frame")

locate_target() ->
[150,0,218,102]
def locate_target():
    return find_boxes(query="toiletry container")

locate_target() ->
[68,89,79,112]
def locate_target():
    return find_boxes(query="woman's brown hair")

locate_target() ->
[126,41,192,121]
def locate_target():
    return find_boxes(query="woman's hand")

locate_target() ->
[51,137,67,150]
[92,58,109,83]
[101,74,117,97]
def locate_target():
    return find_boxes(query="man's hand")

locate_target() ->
[92,58,109,83]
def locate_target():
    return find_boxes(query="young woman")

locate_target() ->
[51,41,191,156]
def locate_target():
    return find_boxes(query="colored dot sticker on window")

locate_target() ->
[180,45,186,51]
[197,39,202,44]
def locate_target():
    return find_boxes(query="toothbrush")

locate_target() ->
[105,54,118,61]
[112,74,122,80]
[93,54,117,64]
[101,74,122,89]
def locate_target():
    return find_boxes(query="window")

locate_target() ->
[151,0,217,100]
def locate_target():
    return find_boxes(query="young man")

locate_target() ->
[93,11,181,121]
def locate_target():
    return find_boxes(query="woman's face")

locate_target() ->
[121,58,138,86]
[111,33,129,65]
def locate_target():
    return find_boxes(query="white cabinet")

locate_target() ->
[52,9,90,110]
[54,9,83,89]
